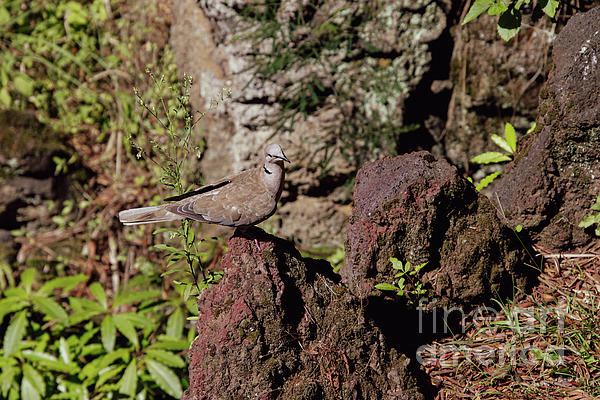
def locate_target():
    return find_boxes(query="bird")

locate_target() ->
[118,144,290,229]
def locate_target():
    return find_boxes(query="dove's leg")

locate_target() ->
[235,226,262,251]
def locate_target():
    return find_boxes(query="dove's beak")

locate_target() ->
[278,152,291,163]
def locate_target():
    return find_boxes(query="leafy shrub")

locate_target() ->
[462,0,560,41]
[375,257,427,303]
[470,122,535,191]
[0,268,195,399]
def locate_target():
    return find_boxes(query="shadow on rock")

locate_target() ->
[183,227,425,400]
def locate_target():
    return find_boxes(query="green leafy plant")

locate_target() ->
[0,268,194,399]
[375,257,427,301]
[129,71,230,295]
[0,0,122,134]
[578,194,600,236]
[470,122,535,191]
[462,0,560,41]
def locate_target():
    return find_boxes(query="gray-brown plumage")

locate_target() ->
[119,144,290,227]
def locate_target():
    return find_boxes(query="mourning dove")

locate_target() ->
[119,144,290,227]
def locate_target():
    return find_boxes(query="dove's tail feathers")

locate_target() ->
[119,205,183,225]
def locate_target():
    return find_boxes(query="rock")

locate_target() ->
[0,110,89,261]
[340,151,528,308]
[182,228,424,400]
[170,0,449,247]
[495,7,600,251]
[442,12,552,168]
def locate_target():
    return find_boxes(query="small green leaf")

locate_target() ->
[59,337,71,364]
[389,257,403,270]
[39,274,88,296]
[0,366,17,398]
[14,74,34,97]
[146,349,185,368]
[0,88,11,107]
[114,290,161,307]
[22,364,45,397]
[490,134,512,154]
[21,350,57,362]
[95,365,125,389]
[504,122,517,152]
[37,359,75,374]
[119,359,137,396]
[152,244,181,253]
[515,224,523,233]
[123,312,158,330]
[114,314,139,349]
[64,1,88,26]
[475,172,501,191]
[32,297,68,321]
[21,376,40,400]
[152,336,189,351]
[526,122,537,134]
[166,308,183,339]
[68,310,103,326]
[578,214,599,228]
[591,195,600,211]
[79,349,128,380]
[413,262,427,273]
[471,152,512,164]
[101,315,116,352]
[539,0,559,17]
[398,277,406,288]
[3,287,27,300]
[374,283,398,291]
[462,0,494,25]
[187,227,195,245]
[20,268,36,294]
[145,360,183,398]
[0,7,9,24]
[497,8,522,41]
[0,297,27,324]
[68,297,105,313]
[488,1,508,15]
[4,311,27,356]
[89,282,107,309]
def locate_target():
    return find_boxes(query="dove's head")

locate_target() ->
[264,144,290,164]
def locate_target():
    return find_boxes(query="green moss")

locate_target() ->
[237,319,260,343]
[213,297,234,318]
[382,198,401,213]
[543,96,561,125]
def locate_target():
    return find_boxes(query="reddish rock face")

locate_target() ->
[341,151,528,308]
[182,228,424,400]
[495,7,600,251]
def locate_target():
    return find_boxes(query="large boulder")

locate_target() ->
[340,151,528,308]
[182,228,424,400]
[170,0,449,247]
[495,6,600,251]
